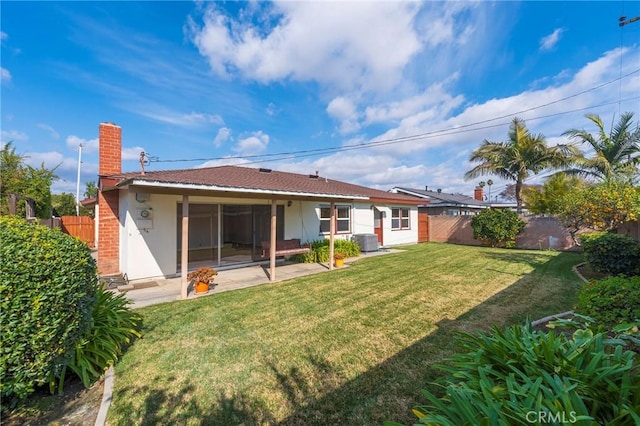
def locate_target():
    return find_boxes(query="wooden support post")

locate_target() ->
[329,201,335,270]
[181,195,189,299]
[269,199,277,282]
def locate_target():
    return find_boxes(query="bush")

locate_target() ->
[291,239,360,263]
[580,232,640,276]
[0,217,97,403]
[58,286,142,389]
[471,208,526,248]
[577,275,640,328]
[392,320,640,426]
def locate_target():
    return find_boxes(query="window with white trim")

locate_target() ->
[391,208,410,230]
[319,205,351,234]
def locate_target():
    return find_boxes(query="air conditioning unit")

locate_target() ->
[354,234,378,252]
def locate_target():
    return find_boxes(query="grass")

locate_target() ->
[108,243,582,425]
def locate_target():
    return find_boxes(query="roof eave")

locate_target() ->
[127,179,369,200]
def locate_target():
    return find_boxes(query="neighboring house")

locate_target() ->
[391,186,489,216]
[96,122,422,293]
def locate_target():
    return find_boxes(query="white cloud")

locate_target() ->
[189,2,423,93]
[37,123,60,139]
[122,147,146,161]
[23,151,77,171]
[133,106,223,126]
[266,102,280,116]
[1,129,27,142]
[540,28,564,51]
[273,46,639,197]
[213,127,231,147]
[66,135,99,153]
[1,67,11,83]
[198,157,251,168]
[326,96,361,134]
[233,131,269,155]
[0,31,7,40]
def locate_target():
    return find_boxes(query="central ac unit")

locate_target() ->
[354,234,378,252]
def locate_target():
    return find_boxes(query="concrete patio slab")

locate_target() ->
[120,248,403,309]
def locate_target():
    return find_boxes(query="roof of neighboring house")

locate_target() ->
[392,187,488,207]
[80,197,97,208]
[102,165,421,204]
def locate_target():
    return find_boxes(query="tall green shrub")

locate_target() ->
[471,208,526,248]
[0,217,97,403]
[580,232,640,276]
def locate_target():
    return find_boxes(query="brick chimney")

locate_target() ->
[97,122,122,276]
[474,186,484,201]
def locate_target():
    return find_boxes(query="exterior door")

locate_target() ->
[418,211,429,243]
[374,208,383,245]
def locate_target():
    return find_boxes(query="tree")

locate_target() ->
[84,181,97,199]
[471,208,526,248]
[499,183,540,202]
[562,112,640,182]
[465,117,578,212]
[0,143,57,218]
[556,181,640,243]
[523,173,586,214]
[51,193,77,216]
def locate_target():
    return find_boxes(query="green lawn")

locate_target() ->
[108,243,582,425]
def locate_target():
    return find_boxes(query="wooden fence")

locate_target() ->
[61,216,95,248]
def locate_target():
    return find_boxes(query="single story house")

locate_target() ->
[96,122,422,297]
[391,186,489,216]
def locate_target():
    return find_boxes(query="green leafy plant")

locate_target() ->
[577,276,640,328]
[291,239,360,263]
[471,208,526,248]
[580,232,640,276]
[58,286,142,389]
[391,320,640,426]
[0,217,96,404]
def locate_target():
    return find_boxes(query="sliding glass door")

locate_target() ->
[178,203,284,267]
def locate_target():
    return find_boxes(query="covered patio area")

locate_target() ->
[116,249,402,308]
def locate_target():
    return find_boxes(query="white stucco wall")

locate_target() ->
[375,205,418,246]
[117,190,418,280]
[121,191,178,280]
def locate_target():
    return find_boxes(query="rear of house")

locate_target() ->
[96,122,422,281]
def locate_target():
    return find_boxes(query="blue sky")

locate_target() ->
[2,1,639,200]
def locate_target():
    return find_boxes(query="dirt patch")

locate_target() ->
[2,377,103,426]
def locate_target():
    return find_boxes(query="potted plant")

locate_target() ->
[187,266,218,294]
[334,253,345,268]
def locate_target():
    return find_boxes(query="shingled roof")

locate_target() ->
[105,165,421,204]
[393,187,487,206]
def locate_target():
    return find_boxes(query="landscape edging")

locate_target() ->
[94,366,114,426]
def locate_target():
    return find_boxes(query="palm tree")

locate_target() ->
[562,112,640,182]
[464,117,577,213]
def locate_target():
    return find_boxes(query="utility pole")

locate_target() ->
[75,143,82,216]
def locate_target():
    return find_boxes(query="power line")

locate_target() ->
[150,68,639,165]
[151,94,639,168]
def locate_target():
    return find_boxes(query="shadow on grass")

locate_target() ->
[112,251,581,425]
[274,251,581,425]
[113,378,277,425]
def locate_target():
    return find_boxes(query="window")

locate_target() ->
[319,205,351,234]
[391,208,410,230]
